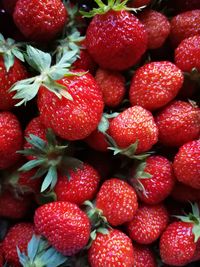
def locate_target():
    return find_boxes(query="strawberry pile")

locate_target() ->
[0,0,199,266]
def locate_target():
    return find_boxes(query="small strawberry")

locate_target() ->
[34,201,90,256]
[173,140,200,189]
[130,156,175,204]
[88,229,135,267]
[129,61,184,111]
[127,204,169,245]
[171,182,200,203]
[95,178,138,226]
[170,10,200,47]
[13,0,67,42]
[54,163,100,205]
[155,100,200,147]
[138,10,170,49]
[129,0,151,8]
[0,112,23,169]
[2,223,34,267]
[134,244,157,267]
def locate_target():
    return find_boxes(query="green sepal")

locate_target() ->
[134,161,152,179]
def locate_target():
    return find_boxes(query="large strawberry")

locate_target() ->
[129,61,183,111]
[173,140,200,189]
[134,244,157,267]
[34,201,90,256]
[88,229,135,267]
[13,0,67,42]
[83,0,147,70]
[155,100,200,147]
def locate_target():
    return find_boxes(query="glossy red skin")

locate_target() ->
[34,201,90,256]
[85,129,109,152]
[54,163,100,205]
[2,0,17,14]
[13,0,67,42]
[160,222,196,266]
[129,0,151,8]
[171,182,200,203]
[0,57,28,110]
[89,229,135,267]
[138,10,170,49]
[129,61,184,111]
[170,10,200,47]
[109,106,158,153]
[38,71,104,141]
[127,204,168,245]
[96,178,138,226]
[0,112,23,169]
[133,244,156,267]
[18,169,41,194]
[86,10,147,70]
[175,35,200,72]
[155,101,200,147]
[95,68,126,107]
[173,140,200,189]
[2,223,34,267]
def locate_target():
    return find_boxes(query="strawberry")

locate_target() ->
[138,10,170,49]
[95,68,126,107]
[54,163,100,205]
[109,106,158,154]
[130,156,175,204]
[173,140,200,189]
[2,223,34,267]
[129,0,151,8]
[34,201,90,256]
[88,229,134,267]
[95,178,138,226]
[13,0,67,42]
[134,244,157,267]
[171,182,200,203]
[84,1,147,70]
[0,112,23,169]
[155,101,200,147]
[85,129,109,152]
[170,10,200,47]
[0,245,3,267]
[127,204,169,245]
[129,61,184,111]
[175,35,200,72]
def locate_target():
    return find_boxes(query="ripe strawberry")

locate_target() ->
[129,61,184,111]
[85,129,109,152]
[2,223,34,267]
[171,182,200,203]
[54,163,100,205]
[109,106,158,153]
[13,0,67,42]
[2,0,17,14]
[84,2,147,70]
[34,201,90,256]
[138,10,170,49]
[127,204,168,245]
[96,178,138,226]
[134,244,157,267]
[129,0,151,8]
[155,101,200,147]
[88,229,134,267]
[175,35,200,72]
[173,140,200,189]
[170,10,200,47]
[130,156,175,204]
[0,112,23,169]
[95,68,126,107]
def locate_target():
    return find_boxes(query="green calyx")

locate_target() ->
[97,112,119,133]
[17,235,68,267]
[0,33,25,72]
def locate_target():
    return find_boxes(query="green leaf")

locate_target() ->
[98,115,110,133]
[97,228,109,235]
[192,224,200,243]
[41,166,57,192]
[27,235,40,262]
[3,52,14,72]
[19,159,46,172]
[26,134,46,152]
[12,48,24,62]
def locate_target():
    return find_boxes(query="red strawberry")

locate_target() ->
[34,201,90,256]
[54,163,100,205]
[173,140,200,189]
[131,156,175,204]
[175,35,200,72]
[96,178,138,226]
[2,223,34,267]
[138,10,170,49]
[88,229,134,267]
[0,112,23,169]
[109,106,158,153]
[13,0,67,42]
[134,244,157,267]
[0,245,3,267]
[171,182,200,203]
[85,3,147,70]
[127,204,168,245]
[129,61,184,111]
[129,0,151,8]
[170,10,200,47]
[95,68,126,107]
[155,101,200,147]
[85,129,109,152]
